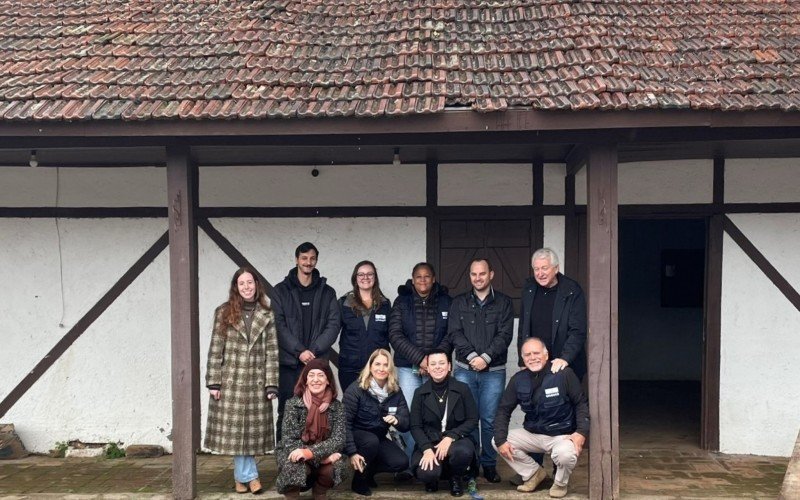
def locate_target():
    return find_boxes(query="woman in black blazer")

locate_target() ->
[410,349,478,496]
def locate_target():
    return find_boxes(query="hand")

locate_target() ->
[419,449,439,471]
[568,432,585,456]
[209,389,221,401]
[266,392,277,400]
[469,357,488,371]
[497,442,516,462]
[418,356,429,376]
[288,448,312,463]
[551,358,569,373]
[382,415,398,426]
[434,437,453,461]
[350,453,367,472]
[322,452,341,464]
[299,350,316,364]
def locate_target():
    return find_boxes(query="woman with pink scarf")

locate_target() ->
[275,359,346,499]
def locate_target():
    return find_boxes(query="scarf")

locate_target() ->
[301,386,334,444]
[368,378,390,404]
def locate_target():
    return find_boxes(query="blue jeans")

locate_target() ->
[233,455,259,483]
[454,366,506,467]
[397,366,428,463]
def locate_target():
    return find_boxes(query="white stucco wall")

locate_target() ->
[0,215,426,453]
[201,164,426,207]
[543,216,566,275]
[438,163,532,206]
[719,213,800,456]
[0,218,172,452]
[0,167,166,207]
[543,163,566,205]
[725,158,800,203]
[575,160,713,205]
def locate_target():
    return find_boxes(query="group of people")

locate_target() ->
[204,242,590,499]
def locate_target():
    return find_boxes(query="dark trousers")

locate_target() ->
[353,429,409,477]
[277,364,304,441]
[337,368,360,395]
[414,439,476,484]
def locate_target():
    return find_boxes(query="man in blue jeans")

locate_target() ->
[449,257,514,483]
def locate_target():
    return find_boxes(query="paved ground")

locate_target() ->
[0,447,789,499]
[0,382,791,499]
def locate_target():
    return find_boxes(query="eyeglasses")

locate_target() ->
[356,272,375,279]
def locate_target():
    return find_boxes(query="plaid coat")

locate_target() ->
[274,397,348,493]
[204,303,279,455]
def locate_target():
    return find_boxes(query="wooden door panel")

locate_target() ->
[439,218,535,316]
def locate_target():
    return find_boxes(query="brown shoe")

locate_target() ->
[249,478,263,495]
[235,481,248,494]
[516,467,547,492]
[549,483,568,498]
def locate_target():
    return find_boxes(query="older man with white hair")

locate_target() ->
[517,248,587,380]
[493,337,589,498]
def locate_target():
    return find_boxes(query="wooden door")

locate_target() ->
[438,219,533,314]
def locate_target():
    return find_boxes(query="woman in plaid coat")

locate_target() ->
[205,267,279,495]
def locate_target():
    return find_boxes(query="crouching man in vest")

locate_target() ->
[492,337,589,498]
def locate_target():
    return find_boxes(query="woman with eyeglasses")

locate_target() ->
[336,260,391,391]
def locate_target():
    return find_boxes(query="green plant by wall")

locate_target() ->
[104,442,125,459]
[51,441,68,458]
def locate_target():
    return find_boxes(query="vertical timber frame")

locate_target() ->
[426,159,439,269]
[585,144,620,499]
[532,158,545,254]
[702,156,724,450]
[167,145,200,499]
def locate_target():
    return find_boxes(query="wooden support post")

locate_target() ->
[426,159,439,269]
[564,172,578,276]
[167,146,200,500]
[585,144,619,499]
[532,158,544,252]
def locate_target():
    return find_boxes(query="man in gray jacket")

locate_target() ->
[449,257,514,483]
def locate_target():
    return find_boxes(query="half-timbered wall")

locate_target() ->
[720,213,800,456]
[1,162,562,452]
[3,159,800,457]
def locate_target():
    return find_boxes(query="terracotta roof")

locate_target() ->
[2,0,800,121]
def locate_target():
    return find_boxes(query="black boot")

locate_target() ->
[351,472,372,496]
[483,465,501,483]
[425,481,439,493]
[449,475,464,497]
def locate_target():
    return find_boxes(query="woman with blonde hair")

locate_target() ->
[342,348,410,496]
[205,266,278,494]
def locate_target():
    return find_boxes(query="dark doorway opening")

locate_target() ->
[619,218,706,450]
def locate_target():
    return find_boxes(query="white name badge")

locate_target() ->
[545,387,560,398]
[375,314,387,322]
[442,311,448,319]
[301,301,311,306]
[388,406,398,415]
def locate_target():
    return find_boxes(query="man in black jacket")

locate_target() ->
[272,242,340,439]
[449,257,514,483]
[517,248,587,380]
[494,338,589,498]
